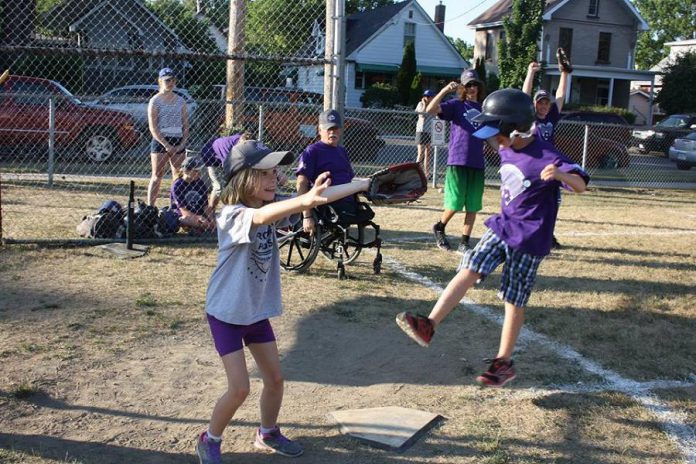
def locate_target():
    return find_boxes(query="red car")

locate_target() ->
[0,75,140,162]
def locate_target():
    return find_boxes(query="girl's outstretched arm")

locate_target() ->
[252,173,370,226]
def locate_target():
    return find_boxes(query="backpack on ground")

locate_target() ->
[156,206,181,237]
[123,200,160,239]
[76,200,125,239]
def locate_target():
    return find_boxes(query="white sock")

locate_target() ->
[259,425,276,434]
[206,430,222,442]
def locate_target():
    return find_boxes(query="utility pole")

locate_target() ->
[225,0,245,129]
[323,0,335,111]
[333,0,346,118]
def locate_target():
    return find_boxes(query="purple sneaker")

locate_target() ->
[196,431,222,464]
[254,426,304,457]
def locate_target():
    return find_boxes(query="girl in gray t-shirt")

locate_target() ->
[196,140,370,462]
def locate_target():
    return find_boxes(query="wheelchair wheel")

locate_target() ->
[320,223,364,265]
[277,221,320,272]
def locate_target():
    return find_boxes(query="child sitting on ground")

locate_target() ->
[169,155,215,234]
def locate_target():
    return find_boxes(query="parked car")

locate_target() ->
[85,85,198,131]
[484,111,631,169]
[554,111,631,169]
[216,86,385,161]
[632,113,696,155]
[0,75,140,162]
[668,132,696,170]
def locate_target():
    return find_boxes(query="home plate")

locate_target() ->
[328,406,444,451]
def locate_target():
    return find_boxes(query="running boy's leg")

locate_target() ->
[497,302,524,360]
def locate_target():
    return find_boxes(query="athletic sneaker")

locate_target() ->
[195,431,222,464]
[456,241,471,255]
[432,223,451,251]
[395,312,434,347]
[254,426,304,457]
[476,357,516,388]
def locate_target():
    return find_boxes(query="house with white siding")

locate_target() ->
[294,0,469,108]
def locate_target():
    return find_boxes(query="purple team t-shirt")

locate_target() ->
[533,102,561,144]
[438,99,485,169]
[295,141,355,185]
[200,134,243,167]
[170,177,210,216]
[484,138,589,257]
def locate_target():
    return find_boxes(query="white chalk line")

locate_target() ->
[383,256,696,463]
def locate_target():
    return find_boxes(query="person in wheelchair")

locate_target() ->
[296,109,374,233]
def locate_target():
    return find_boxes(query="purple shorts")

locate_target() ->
[206,315,276,356]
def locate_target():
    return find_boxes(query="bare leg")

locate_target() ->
[248,341,284,429]
[208,349,250,436]
[170,150,186,180]
[147,152,169,206]
[428,269,481,327]
[422,144,431,179]
[496,302,525,359]
[462,211,477,237]
[439,209,456,227]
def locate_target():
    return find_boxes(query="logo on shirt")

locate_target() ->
[249,227,274,280]
[534,121,554,140]
[499,164,530,205]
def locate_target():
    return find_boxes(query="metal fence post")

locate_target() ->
[258,105,265,142]
[48,97,56,188]
[582,124,589,170]
[432,146,438,188]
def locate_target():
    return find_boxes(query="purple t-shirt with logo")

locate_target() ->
[533,102,561,144]
[484,138,589,257]
[170,177,210,216]
[200,134,243,167]
[438,99,485,169]
[295,141,354,185]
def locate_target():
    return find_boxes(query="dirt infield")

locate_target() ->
[1,186,695,463]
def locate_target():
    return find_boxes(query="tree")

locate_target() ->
[409,72,423,106]
[447,36,473,61]
[497,0,544,88]
[634,0,696,70]
[396,41,417,106]
[655,51,696,114]
[346,0,395,14]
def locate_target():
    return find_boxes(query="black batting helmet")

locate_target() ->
[472,88,535,139]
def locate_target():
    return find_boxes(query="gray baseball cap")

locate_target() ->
[181,155,204,171]
[223,139,293,183]
[533,89,551,103]
[319,109,342,130]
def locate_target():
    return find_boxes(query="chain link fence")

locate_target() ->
[1,1,696,243]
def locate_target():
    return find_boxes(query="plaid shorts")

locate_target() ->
[458,229,544,308]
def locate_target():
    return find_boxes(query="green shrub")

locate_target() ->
[360,83,399,108]
[563,104,636,124]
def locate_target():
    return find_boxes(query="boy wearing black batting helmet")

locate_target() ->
[396,89,590,388]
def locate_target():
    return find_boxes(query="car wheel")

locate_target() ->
[82,132,116,163]
[601,153,619,169]
[676,162,692,171]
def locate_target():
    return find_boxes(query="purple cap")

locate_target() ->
[460,69,482,86]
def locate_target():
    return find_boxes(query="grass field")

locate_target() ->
[1,183,695,463]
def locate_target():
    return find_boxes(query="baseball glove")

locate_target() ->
[556,48,573,73]
[363,162,427,205]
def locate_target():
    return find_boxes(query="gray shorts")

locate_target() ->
[415,131,431,145]
[207,166,225,198]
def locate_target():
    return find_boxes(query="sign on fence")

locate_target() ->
[431,118,445,146]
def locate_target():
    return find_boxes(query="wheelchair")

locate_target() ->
[277,199,382,279]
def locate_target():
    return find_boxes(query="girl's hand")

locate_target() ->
[540,163,559,181]
[303,171,332,208]
[528,61,541,73]
[446,81,459,93]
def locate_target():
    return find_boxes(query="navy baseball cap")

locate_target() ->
[158,67,175,79]
[223,140,293,183]
[423,89,435,97]
[460,69,482,87]
[319,109,342,130]
[534,90,551,102]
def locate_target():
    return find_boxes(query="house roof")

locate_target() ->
[468,0,647,30]
[345,1,412,56]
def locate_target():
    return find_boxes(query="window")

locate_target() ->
[596,32,611,64]
[596,80,609,106]
[408,9,413,19]
[485,31,495,60]
[11,81,52,106]
[588,0,599,17]
[355,71,365,89]
[404,22,415,48]
[559,28,573,58]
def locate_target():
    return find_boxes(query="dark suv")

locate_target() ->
[632,114,696,155]
[0,75,140,162]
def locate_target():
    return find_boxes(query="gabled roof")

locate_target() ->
[345,1,412,56]
[468,0,648,30]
